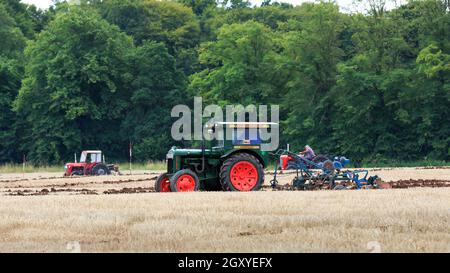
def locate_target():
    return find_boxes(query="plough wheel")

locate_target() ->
[332,185,347,190]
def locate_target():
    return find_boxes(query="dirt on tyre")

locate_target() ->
[155,173,171,192]
[170,169,200,192]
[220,153,264,191]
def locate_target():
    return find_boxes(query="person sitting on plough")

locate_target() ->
[299,145,316,161]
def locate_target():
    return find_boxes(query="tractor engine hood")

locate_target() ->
[65,163,86,167]
[167,147,205,158]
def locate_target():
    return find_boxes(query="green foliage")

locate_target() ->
[177,0,217,16]
[14,7,134,164]
[0,3,26,162]
[417,44,450,78]
[98,0,200,49]
[96,0,201,75]
[327,0,450,161]
[0,0,53,38]
[190,20,287,105]
[0,0,449,165]
[122,41,186,160]
[0,3,27,57]
[0,57,23,162]
[282,3,346,152]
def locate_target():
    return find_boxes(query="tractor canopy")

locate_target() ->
[168,122,277,155]
[205,121,277,148]
[80,150,103,163]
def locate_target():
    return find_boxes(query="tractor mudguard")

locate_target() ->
[220,149,267,168]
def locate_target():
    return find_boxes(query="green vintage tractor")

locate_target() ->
[155,122,277,192]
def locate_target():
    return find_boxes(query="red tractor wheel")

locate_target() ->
[169,169,199,192]
[155,173,171,192]
[92,164,110,176]
[220,153,264,191]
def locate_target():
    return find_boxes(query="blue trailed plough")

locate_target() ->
[270,149,382,190]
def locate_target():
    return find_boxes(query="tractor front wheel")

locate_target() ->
[170,169,200,192]
[220,153,264,192]
[155,173,171,192]
[71,170,83,176]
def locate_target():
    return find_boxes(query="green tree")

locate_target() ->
[15,7,134,164]
[229,0,250,9]
[177,0,220,44]
[0,0,53,38]
[0,4,26,162]
[98,0,201,75]
[210,3,293,31]
[1,0,449,164]
[189,20,287,106]
[330,0,450,161]
[122,41,187,160]
[282,3,346,152]
[0,3,27,57]
[177,0,217,16]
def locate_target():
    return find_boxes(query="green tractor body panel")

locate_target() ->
[165,122,277,191]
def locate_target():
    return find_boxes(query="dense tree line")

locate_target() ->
[0,0,448,164]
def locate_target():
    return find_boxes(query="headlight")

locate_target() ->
[64,164,68,170]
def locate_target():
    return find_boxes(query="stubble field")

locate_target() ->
[0,167,449,252]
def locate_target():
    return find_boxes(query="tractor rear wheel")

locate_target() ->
[155,173,171,192]
[220,153,264,191]
[92,164,110,176]
[170,169,200,192]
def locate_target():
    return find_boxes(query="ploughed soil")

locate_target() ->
[0,167,449,196]
[388,179,450,188]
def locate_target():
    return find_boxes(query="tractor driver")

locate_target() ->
[299,145,316,160]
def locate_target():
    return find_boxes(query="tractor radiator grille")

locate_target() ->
[167,159,173,174]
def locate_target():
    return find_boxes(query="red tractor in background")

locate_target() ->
[64,150,118,176]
